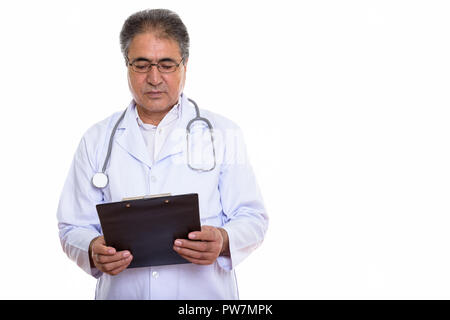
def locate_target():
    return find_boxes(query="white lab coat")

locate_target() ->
[57,94,268,299]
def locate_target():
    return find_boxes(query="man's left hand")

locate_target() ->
[173,225,229,265]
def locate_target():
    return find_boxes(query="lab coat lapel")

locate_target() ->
[155,94,195,163]
[115,102,153,169]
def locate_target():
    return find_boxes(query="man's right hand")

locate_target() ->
[89,236,133,276]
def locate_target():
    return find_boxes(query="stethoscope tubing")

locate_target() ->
[186,98,216,172]
[102,108,127,173]
[92,98,215,189]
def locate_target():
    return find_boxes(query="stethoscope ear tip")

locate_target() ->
[92,172,109,189]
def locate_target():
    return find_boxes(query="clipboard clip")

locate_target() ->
[122,193,172,201]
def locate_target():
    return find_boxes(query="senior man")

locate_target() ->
[57,8,268,299]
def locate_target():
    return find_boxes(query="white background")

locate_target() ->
[0,0,449,299]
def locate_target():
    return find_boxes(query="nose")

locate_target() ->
[146,65,163,86]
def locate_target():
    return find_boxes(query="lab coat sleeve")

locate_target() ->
[216,126,268,271]
[57,135,104,278]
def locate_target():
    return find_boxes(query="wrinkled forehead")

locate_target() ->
[137,26,181,51]
[128,31,182,60]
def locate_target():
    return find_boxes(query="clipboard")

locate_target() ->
[96,193,201,268]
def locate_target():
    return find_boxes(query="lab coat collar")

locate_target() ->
[115,93,196,168]
[115,100,152,168]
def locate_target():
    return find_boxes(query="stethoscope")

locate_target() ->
[91,98,216,189]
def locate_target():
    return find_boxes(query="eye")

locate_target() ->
[133,61,150,70]
[159,63,176,71]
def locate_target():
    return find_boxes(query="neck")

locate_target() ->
[136,105,171,126]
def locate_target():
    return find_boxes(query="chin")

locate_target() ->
[140,101,172,113]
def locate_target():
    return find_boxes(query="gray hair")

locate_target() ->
[119,9,190,64]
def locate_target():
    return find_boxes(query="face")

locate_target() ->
[127,32,187,118]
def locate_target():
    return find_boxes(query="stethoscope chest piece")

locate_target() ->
[92,172,109,189]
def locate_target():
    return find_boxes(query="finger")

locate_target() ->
[102,255,133,275]
[96,250,131,264]
[108,262,130,276]
[92,238,116,256]
[187,228,217,242]
[177,253,212,265]
[173,244,215,261]
[174,239,211,252]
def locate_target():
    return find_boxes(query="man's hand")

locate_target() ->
[89,236,133,276]
[173,226,229,265]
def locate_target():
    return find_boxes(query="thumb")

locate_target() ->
[93,236,116,255]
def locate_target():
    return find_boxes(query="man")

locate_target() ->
[57,8,268,299]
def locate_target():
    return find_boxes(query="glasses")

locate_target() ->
[127,57,184,74]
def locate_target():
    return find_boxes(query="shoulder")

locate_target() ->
[198,108,241,131]
[75,109,124,167]
[197,107,249,164]
[182,95,240,130]
[82,110,124,143]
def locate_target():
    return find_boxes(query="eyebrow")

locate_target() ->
[131,57,178,63]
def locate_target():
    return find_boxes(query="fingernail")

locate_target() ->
[175,240,182,246]
[189,233,196,239]
[123,251,130,258]
[108,248,115,254]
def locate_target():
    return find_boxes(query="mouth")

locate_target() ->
[145,91,164,98]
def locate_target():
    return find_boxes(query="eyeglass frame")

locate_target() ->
[126,56,185,74]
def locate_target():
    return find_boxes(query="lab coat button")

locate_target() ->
[152,271,159,279]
